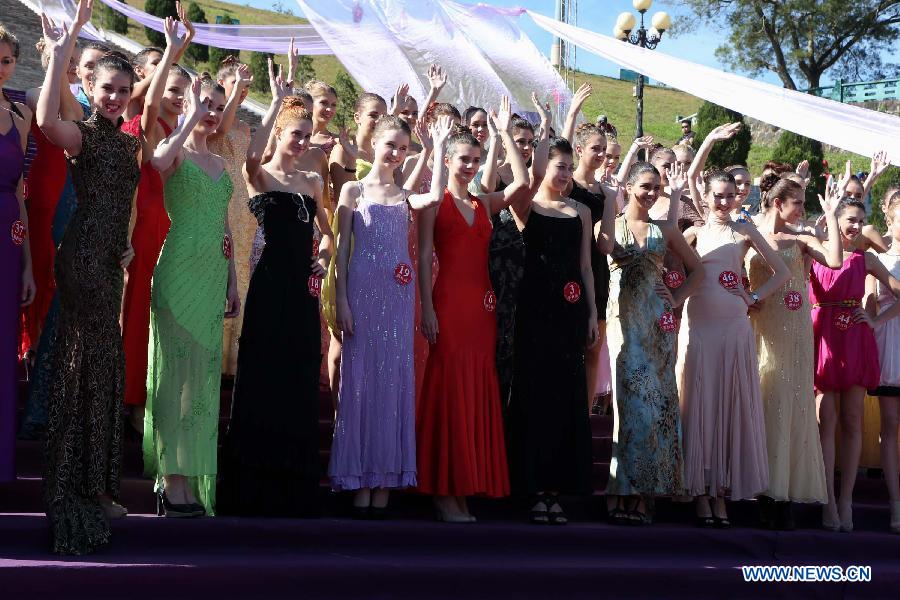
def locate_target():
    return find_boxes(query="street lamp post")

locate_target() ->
[613,0,672,139]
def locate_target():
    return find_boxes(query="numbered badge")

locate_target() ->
[718,270,739,290]
[10,220,26,246]
[663,270,684,289]
[308,275,322,298]
[834,311,852,331]
[783,291,803,311]
[223,234,233,259]
[658,310,677,333]
[563,281,581,303]
[483,290,496,312]
[394,263,413,286]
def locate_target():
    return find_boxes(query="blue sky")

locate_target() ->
[243,0,788,85]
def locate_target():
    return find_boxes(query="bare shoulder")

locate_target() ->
[303,170,325,192]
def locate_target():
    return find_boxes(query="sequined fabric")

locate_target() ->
[44,113,140,555]
[748,244,827,503]
[605,216,684,497]
[144,158,233,516]
[328,187,417,490]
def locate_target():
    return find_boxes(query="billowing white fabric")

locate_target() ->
[296,0,572,126]
[34,0,105,41]
[94,0,332,54]
[528,11,900,164]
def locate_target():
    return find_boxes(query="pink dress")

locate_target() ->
[809,251,880,391]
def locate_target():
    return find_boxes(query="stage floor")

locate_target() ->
[1,510,898,598]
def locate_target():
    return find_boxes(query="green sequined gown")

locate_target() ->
[144,158,233,514]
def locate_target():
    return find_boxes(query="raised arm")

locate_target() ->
[389,83,410,117]
[36,2,92,155]
[863,150,891,199]
[561,83,591,144]
[421,64,447,110]
[208,63,252,143]
[407,116,453,210]
[665,163,688,228]
[686,122,741,216]
[151,76,203,174]
[402,118,433,192]
[486,96,537,218]
[595,173,620,255]
[244,58,288,186]
[615,135,654,182]
[477,112,501,193]
[141,16,189,150]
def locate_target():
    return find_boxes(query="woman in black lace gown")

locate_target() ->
[36,5,141,555]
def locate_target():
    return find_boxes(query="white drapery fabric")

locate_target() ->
[93,0,332,54]
[527,11,900,164]
[295,0,573,123]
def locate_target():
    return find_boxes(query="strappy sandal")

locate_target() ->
[626,497,650,526]
[546,495,568,526]
[530,494,549,525]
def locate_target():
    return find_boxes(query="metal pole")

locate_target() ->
[636,73,644,138]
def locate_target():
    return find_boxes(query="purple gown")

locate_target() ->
[1,116,24,482]
[328,185,417,491]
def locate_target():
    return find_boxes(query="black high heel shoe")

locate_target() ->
[156,490,203,518]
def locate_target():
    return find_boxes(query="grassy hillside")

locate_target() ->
[101,1,870,175]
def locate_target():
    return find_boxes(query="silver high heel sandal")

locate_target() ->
[838,502,853,533]
[821,504,840,532]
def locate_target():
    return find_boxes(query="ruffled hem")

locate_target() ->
[330,471,417,492]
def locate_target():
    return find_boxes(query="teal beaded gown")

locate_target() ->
[144,157,233,515]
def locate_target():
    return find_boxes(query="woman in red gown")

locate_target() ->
[20,41,81,358]
[416,97,543,522]
[120,18,192,427]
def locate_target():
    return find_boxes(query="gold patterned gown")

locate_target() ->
[747,244,827,503]
[606,216,684,497]
[44,113,140,554]
[211,126,252,375]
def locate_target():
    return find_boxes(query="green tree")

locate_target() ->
[208,14,241,71]
[674,0,900,90]
[144,0,177,47]
[100,0,129,35]
[770,130,825,211]
[249,51,273,93]
[692,101,752,169]
[294,54,315,88]
[333,68,358,129]
[184,3,208,64]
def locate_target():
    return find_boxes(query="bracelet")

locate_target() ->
[343,166,356,173]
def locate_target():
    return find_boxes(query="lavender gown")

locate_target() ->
[328,184,417,490]
[0,120,24,482]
